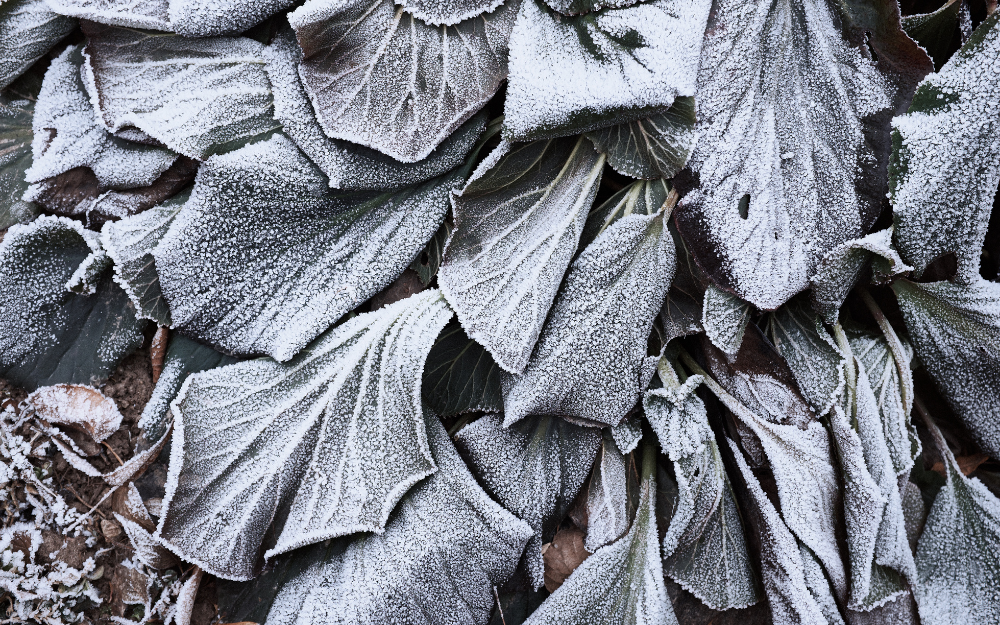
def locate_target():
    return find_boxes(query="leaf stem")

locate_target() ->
[859,288,913,415]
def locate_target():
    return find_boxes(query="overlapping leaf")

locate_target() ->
[154,133,456,361]
[901,0,966,70]
[0,215,146,391]
[439,136,605,373]
[675,0,897,310]
[455,414,600,588]
[504,0,709,142]
[396,0,504,26]
[0,0,75,90]
[0,96,37,229]
[578,432,629,553]
[82,22,280,160]
[892,278,1000,458]
[702,285,751,356]
[579,178,670,250]
[421,320,502,417]
[289,0,518,162]
[660,224,708,344]
[502,207,673,427]
[156,290,453,580]
[46,0,295,35]
[890,11,1000,283]
[260,414,532,625]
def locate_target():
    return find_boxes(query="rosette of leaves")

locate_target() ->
[0,1,999,624]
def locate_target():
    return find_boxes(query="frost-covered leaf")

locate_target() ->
[698,327,846,598]
[0,0,75,90]
[580,178,671,250]
[168,0,296,36]
[579,432,629,553]
[674,0,897,310]
[660,224,708,344]
[890,11,1000,283]
[439,136,605,373]
[100,190,186,327]
[891,277,1000,458]
[396,0,503,26]
[768,298,845,416]
[914,414,1000,625]
[46,0,171,30]
[585,97,699,180]
[82,22,280,160]
[0,215,147,391]
[289,0,517,163]
[410,221,452,287]
[263,29,487,192]
[502,207,673,427]
[504,0,709,142]
[810,228,913,324]
[0,96,38,230]
[611,418,641,455]
[137,333,237,443]
[260,413,532,625]
[26,45,178,190]
[27,384,123,442]
[799,543,846,625]
[523,440,677,625]
[644,371,760,611]
[901,0,966,71]
[421,320,502,417]
[702,284,751,357]
[154,133,456,361]
[454,414,600,588]
[726,438,828,625]
[156,290,452,580]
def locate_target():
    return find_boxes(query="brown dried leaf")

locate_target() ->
[542,526,591,593]
[28,384,124,443]
[150,326,169,384]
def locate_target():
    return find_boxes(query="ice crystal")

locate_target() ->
[0,0,75,90]
[580,432,629,552]
[702,285,751,357]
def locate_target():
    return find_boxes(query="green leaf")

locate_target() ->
[455,414,600,588]
[901,0,965,71]
[702,284,751,357]
[0,215,147,391]
[100,190,187,327]
[578,431,629,552]
[501,208,673,427]
[0,96,38,230]
[610,418,642,455]
[154,133,456,361]
[585,96,699,180]
[263,29,487,192]
[644,370,760,611]
[890,10,1000,283]
[258,413,533,625]
[156,290,453,580]
[289,0,518,163]
[891,277,1000,458]
[579,178,670,251]
[82,22,281,160]
[674,0,898,310]
[523,440,678,625]
[421,320,503,417]
[0,0,75,90]
[660,224,708,344]
[914,416,1000,625]
[504,0,709,142]
[439,136,605,373]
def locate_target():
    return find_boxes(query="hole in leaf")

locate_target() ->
[737,194,750,220]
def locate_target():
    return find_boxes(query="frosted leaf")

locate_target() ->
[611,419,641,455]
[847,328,919,477]
[541,0,641,17]
[439,136,605,373]
[154,133,455,361]
[26,46,178,190]
[644,376,761,610]
[901,0,965,71]
[502,209,674,427]
[580,179,671,250]
[46,0,171,30]
[0,0,75,90]
[504,0,709,142]
[660,224,709,344]
[263,414,533,625]
[726,439,827,625]
[702,284,751,357]
[397,0,504,26]
[891,278,1000,457]
[66,246,111,295]
[82,23,280,160]
[137,333,237,443]
[799,544,846,625]
[454,414,600,588]
[702,328,846,598]
[167,0,296,37]
[767,298,845,416]
[523,441,678,625]
[585,97,699,180]
[914,417,1000,625]
[115,513,178,570]
[410,221,452,287]
[289,0,517,163]
[0,215,146,391]
[674,0,896,310]
[27,384,123,442]
[100,191,187,327]
[810,228,913,324]
[581,432,629,552]
[0,96,39,230]
[263,29,486,191]
[156,291,453,580]
[890,11,1000,282]
[421,320,502,417]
